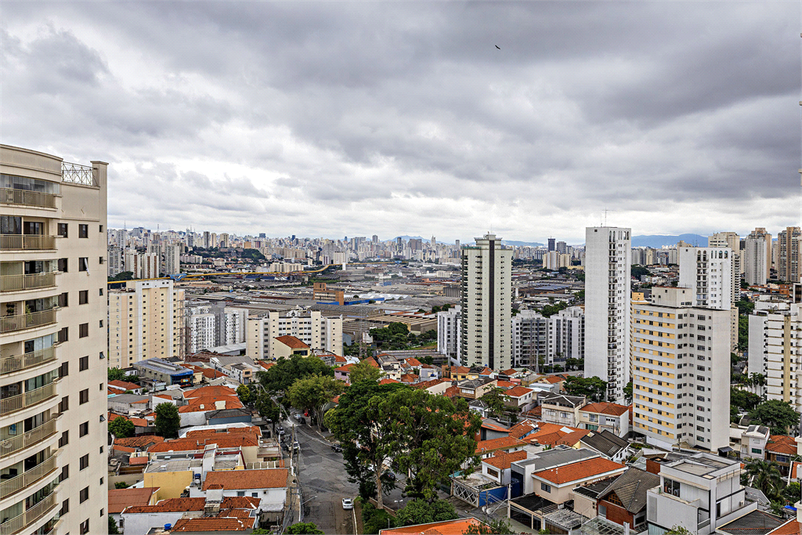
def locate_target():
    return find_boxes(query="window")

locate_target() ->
[80,487,89,502]
[664,478,680,497]
[751,448,762,454]
[79,389,89,404]
[79,257,88,271]
[79,323,89,338]
[99,225,103,232]
[99,256,105,264]
[237,491,245,497]
[80,519,90,535]
[100,508,104,517]
[79,356,89,371]
[79,224,88,238]
[100,446,104,454]
[60,396,69,413]
[59,431,69,447]
[59,361,69,378]
[541,482,552,492]
[58,258,68,272]
[58,223,68,237]
[79,422,89,436]
[60,465,69,482]
[59,327,68,343]
[79,290,88,304]
[59,292,69,308]
[80,454,89,470]
[99,319,103,328]
[61,499,69,516]
[99,287,104,296]
[99,383,103,391]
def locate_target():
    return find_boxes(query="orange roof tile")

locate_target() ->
[505,386,533,398]
[443,386,460,398]
[178,396,243,413]
[171,517,255,532]
[184,386,237,399]
[203,469,288,490]
[399,374,418,383]
[275,335,310,349]
[484,450,528,470]
[476,436,525,454]
[108,412,129,422]
[257,361,275,371]
[767,519,801,535]
[495,380,515,389]
[534,457,625,485]
[500,369,518,376]
[129,456,149,465]
[380,378,400,384]
[543,376,565,384]
[184,427,261,440]
[335,363,355,373]
[123,496,259,515]
[380,518,484,535]
[364,357,380,368]
[150,435,257,453]
[767,435,797,456]
[527,423,589,447]
[109,380,141,391]
[579,402,630,416]
[108,487,158,513]
[114,435,164,449]
[130,418,149,427]
[114,445,136,453]
[508,420,539,439]
[405,358,422,367]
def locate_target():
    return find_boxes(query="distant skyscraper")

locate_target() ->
[743,228,771,286]
[548,237,556,252]
[556,241,567,254]
[437,306,461,364]
[778,227,801,283]
[460,234,512,370]
[584,226,631,402]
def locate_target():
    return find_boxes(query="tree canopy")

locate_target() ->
[108,367,126,382]
[396,499,457,526]
[748,400,800,435]
[155,402,180,438]
[256,355,334,393]
[109,417,135,438]
[285,522,324,534]
[349,359,383,384]
[563,376,607,402]
[480,388,510,420]
[285,374,344,430]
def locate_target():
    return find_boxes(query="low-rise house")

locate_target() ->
[272,335,311,358]
[109,380,145,395]
[503,386,535,412]
[458,378,498,399]
[578,402,630,437]
[413,378,451,395]
[510,446,601,496]
[195,468,289,513]
[595,468,659,529]
[717,509,786,535]
[418,364,440,381]
[334,363,356,384]
[109,486,159,529]
[120,495,259,535]
[739,425,771,460]
[480,418,510,441]
[475,436,526,459]
[646,453,756,535]
[134,357,194,387]
[108,394,150,415]
[540,393,587,427]
[482,450,528,486]
[530,456,626,504]
[579,430,630,463]
[766,435,796,475]
[526,423,589,449]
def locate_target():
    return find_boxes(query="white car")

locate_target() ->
[342,498,354,510]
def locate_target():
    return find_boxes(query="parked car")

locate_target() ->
[342,498,353,510]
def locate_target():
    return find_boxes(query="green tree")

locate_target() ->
[114,482,130,489]
[325,381,408,508]
[109,417,135,438]
[253,391,282,433]
[623,381,633,404]
[738,316,749,351]
[108,271,134,282]
[463,518,515,534]
[736,299,755,316]
[350,359,383,384]
[109,516,121,534]
[380,388,482,501]
[257,355,335,394]
[664,526,692,535]
[744,460,784,500]
[236,384,252,404]
[782,481,801,505]
[286,374,344,431]
[481,388,510,420]
[564,376,607,402]
[155,402,180,438]
[631,265,651,279]
[362,501,396,534]
[285,522,324,534]
[748,400,800,435]
[396,499,457,526]
[108,367,126,382]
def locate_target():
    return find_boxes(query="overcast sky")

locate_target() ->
[2,1,800,243]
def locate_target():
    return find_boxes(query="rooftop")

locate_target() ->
[202,468,288,490]
[534,457,625,485]
[718,510,786,535]
[108,487,158,513]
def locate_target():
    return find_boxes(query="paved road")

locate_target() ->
[293,422,358,534]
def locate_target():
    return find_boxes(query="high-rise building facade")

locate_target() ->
[585,226,631,402]
[436,306,461,364]
[108,280,185,369]
[631,287,730,452]
[778,227,801,283]
[511,307,584,368]
[743,228,771,286]
[459,234,512,370]
[1,145,108,535]
[708,231,742,294]
[246,309,342,360]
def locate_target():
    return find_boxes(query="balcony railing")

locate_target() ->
[61,162,96,186]
[0,452,58,500]
[0,188,58,209]
[0,382,58,415]
[0,272,56,293]
[0,418,58,459]
[0,235,56,252]
[0,309,57,334]
[0,492,58,535]
[0,347,58,376]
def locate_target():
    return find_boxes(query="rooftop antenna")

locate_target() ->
[603,209,609,226]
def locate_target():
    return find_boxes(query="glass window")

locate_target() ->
[79,225,88,238]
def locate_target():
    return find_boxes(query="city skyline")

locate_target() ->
[2,2,800,243]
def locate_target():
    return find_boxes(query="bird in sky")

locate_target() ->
[495,45,501,49]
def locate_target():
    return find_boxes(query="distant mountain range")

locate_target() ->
[502,240,545,247]
[631,234,708,248]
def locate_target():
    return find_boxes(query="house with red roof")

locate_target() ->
[273,335,311,359]
[475,436,526,459]
[108,380,144,395]
[503,386,535,411]
[379,518,485,535]
[766,435,797,474]
[526,423,589,449]
[481,450,528,486]
[334,363,356,384]
[121,495,260,535]
[578,402,631,438]
[190,469,289,513]
[531,456,626,504]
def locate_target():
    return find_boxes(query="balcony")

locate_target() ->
[0,452,59,500]
[0,273,56,293]
[0,309,57,335]
[0,382,58,415]
[0,235,56,252]
[0,347,57,376]
[0,492,58,535]
[0,188,58,210]
[0,418,58,460]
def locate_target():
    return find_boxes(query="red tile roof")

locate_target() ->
[184,427,261,440]
[405,358,422,367]
[495,380,515,389]
[505,386,533,398]
[527,423,589,447]
[123,497,259,514]
[108,487,158,513]
[113,435,164,450]
[767,519,801,535]
[534,457,625,485]
[202,469,288,490]
[508,420,539,440]
[171,517,256,532]
[184,386,237,399]
[543,376,565,384]
[178,396,243,413]
[767,435,797,456]
[380,518,484,535]
[484,450,528,470]
[380,378,400,384]
[109,380,142,391]
[476,436,525,454]
[399,374,418,383]
[500,369,518,376]
[129,456,149,465]
[364,357,380,368]
[275,335,310,349]
[579,402,630,416]
[149,435,257,453]
[335,363,355,373]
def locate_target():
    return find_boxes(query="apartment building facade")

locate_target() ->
[1,145,108,535]
[459,234,512,371]
[511,307,584,368]
[436,305,461,364]
[777,227,801,283]
[585,226,631,402]
[631,287,730,452]
[108,280,185,369]
[247,308,342,360]
[743,228,771,286]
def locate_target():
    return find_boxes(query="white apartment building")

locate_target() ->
[107,245,123,278]
[631,287,730,452]
[247,308,342,360]
[1,145,108,535]
[186,308,216,354]
[161,244,181,276]
[108,280,185,369]
[708,232,742,295]
[743,229,770,286]
[123,249,159,279]
[436,305,461,364]
[585,226,631,402]
[185,303,247,354]
[511,307,584,368]
[778,227,801,283]
[748,297,802,413]
[459,234,512,371]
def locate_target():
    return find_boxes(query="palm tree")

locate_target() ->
[745,460,784,500]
